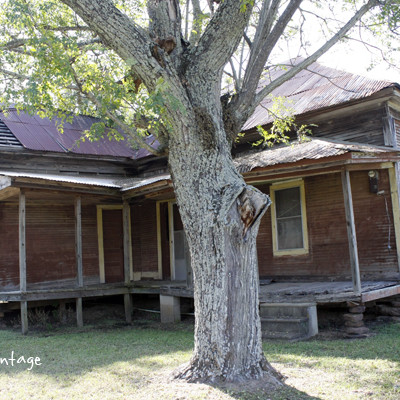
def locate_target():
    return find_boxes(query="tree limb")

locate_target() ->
[233,0,302,116]
[233,0,379,126]
[187,0,254,75]
[60,0,165,89]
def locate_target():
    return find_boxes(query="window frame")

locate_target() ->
[270,179,309,256]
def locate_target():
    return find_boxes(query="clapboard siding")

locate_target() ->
[26,205,76,284]
[257,174,350,279]
[0,205,20,288]
[132,202,158,274]
[351,169,398,276]
[311,107,386,145]
[257,171,398,280]
[82,205,100,282]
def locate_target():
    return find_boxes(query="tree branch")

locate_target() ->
[187,0,254,74]
[232,0,379,126]
[60,0,165,89]
[40,24,91,32]
[233,0,302,116]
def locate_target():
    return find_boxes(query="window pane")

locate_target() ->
[275,187,301,218]
[277,216,303,250]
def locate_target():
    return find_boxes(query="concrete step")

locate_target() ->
[260,302,315,318]
[260,302,318,340]
[261,317,310,340]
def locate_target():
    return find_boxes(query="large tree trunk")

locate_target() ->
[167,88,281,384]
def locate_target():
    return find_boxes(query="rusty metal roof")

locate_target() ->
[234,138,399,173]
[0,109,151,159]
[0,170,172,191]
[243,59,396,131]
[0,170,122,187]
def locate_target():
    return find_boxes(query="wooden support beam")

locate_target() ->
[388,164,400,272]
[341,170,362,294]
[124,293,132,324]
[76,297,83,328]
[97,206,105,284]
[156,202,163,280]
[168,202,175,280]
[20,301,28,335]
[75,196,83,287]
[122,201,131,285]
[59,300,67,324]
[19,190,26,293]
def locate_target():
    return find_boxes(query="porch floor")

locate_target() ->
[0,279,399,305]
[258,280,400,304]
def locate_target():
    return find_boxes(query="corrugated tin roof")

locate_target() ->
[234,138,399,173]
[0,110,155,159]
[120,174,171,191]
[0,170,122,188]
[242,59,395,131]
[0,170,171,190]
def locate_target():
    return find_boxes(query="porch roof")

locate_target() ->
[234,138,400,174]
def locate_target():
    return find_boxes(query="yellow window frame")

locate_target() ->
[270,179,309,256]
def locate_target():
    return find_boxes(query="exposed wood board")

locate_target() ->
[341,171,362,294]
[0,187,19,201]
[361,285,400,302]
[19,190,26,293]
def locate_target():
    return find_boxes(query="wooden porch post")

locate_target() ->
[75,196,83,328]
[123,201,132,323]
[341,170,362,294]
[19,189,28,334]
[388,164,400,272]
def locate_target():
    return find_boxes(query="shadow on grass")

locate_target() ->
[262,322,400,364]
[218,383,321,400]
[0,319,195,378]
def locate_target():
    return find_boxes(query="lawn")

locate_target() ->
[0,316,398,400]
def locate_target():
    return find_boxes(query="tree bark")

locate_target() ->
[165,87,279,383]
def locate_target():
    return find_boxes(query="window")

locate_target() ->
[270,180,308,256]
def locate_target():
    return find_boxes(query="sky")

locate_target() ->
[320,41,400,83]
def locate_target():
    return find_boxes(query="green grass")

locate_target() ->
[0,319,398,400]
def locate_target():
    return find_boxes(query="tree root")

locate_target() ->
[171,358,284,387]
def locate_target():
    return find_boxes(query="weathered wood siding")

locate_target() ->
[256,171,398,280]
[26,205,76,284]
[103,209,124,283]
[82,205,100,282]
[132,202,159,276]
[312,107,386,145]
[0,202,101,289]
[351,169,398,278]
[0,205,19,288]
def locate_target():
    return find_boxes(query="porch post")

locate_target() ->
[341,170,362,294]
[19,189,28,334]
[75,196,83,327]
[388,164,400,272]
[75,196,83,287]
[123,200,132,323]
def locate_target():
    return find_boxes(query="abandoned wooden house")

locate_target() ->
[1,61,400,338]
